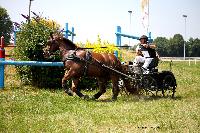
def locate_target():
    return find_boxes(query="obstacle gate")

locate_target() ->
[13,22,76,45]
[115,25,153,57]
[0,21,76,89]
[0,36,64,89]
[115,26,153,46]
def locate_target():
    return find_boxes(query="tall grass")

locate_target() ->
[0,61,200,132]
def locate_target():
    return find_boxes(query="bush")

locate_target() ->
[13,15,63,88]
[81,35,121,56]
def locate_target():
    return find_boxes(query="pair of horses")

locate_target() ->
[44,34,136,100]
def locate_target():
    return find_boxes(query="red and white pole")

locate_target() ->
[0,36,5,89]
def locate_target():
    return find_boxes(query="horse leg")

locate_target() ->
[62,70,74,96]
[111,76,120,101]
[92,78,107,99]
[71,78,89,99]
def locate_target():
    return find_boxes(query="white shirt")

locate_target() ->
[136,44,150,58]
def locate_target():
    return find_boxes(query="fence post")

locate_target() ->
[13,25,17,46]
[189,59,191,66]
[115,26,121,58]
[116,26,121,47]
[0,36,5,89]
[65,23,68,39]
[148,32,153,43]
[14,26,18,46]
[71,27,74,42]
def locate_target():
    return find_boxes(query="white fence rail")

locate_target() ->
[160,57,200,66]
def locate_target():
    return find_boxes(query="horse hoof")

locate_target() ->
[65,89,73,96]
[90,96,96,100]
[83,95,90,100]
[111,97,117,101]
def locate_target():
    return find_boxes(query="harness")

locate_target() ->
[62,50,134,80]
[63,50,93,76]
[83,51,93,75]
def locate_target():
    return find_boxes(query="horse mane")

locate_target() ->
[62,37,78,49]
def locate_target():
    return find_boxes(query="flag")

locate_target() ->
[141,0,149,33]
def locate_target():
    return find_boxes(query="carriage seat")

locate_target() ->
[147,57,159,72]
[148,57,159,68]
[127,57,159,74]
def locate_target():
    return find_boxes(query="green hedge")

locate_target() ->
[13,17,64,88]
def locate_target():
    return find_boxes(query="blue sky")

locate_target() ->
[1,0,200,45]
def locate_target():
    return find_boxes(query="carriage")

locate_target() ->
[45,34,177,100]
[118,59,177,98]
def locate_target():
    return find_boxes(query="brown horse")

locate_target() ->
[44,34,133,100]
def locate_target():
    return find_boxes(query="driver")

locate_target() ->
[133,35,158,73]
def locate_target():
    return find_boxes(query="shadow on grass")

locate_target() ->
[97,99,114,103]
[141,95,182,101]
[95,94,183,103]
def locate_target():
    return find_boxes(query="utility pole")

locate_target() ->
[183,14,187,60]
[128,10,132,46]
[29,0,34,22]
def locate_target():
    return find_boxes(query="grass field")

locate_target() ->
[0,60,200,132]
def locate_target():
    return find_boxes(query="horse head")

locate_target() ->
[44,32,79,58]
[43,32,63,58]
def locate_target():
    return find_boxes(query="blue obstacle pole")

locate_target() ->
[65,23,69,39]
[65,23,76,42]
[115,26,140,46]
[114,26,122,58]
[116,32,140,40]
[0,60,63,66]
[115,26,153,45]
[0,58,4,89]
[115,26,154,60]
[0,60,64,89]
[116,26,121,47]
[71,27,75,42]
[13,22,76,45]
[14,30,19,46]
[0,36,65,89]
[148,32,153,43]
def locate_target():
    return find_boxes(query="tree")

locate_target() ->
[153,37,169,56]
[0,6,13,44]
[187,38,200,57]
[168,34,184,57]
[154,34,200,57]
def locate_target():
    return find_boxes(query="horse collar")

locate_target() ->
[63,50,77,61]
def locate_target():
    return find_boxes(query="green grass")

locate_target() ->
[0,61,200,133]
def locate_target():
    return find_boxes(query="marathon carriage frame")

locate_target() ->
[119,58,177,98]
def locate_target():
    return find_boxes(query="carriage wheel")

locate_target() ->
[140,75,159,97]
[118,78,129,95]
[162,75,176,98]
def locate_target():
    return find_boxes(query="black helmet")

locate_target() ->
[139,35,148,40]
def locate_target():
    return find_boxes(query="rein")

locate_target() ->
[64,50,133,79]
[60,46,131,51]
